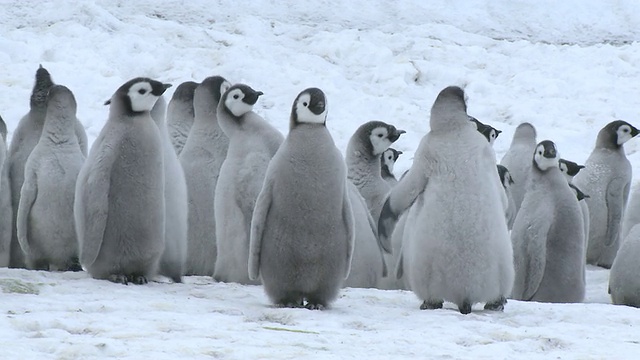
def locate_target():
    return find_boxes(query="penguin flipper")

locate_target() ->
[604,177,627,247]
[248,178,273,281]
[395,251,404,280]
[343,181,356,280]
[516,217,550,301]
[16,168,37,256]
[75,120,88,157]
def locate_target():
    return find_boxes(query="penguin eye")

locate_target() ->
[138,89,147,95]
[303,102,308,107]
[233,94,239,100]
[623,128,629,133]
[538,150,543,155]
[378,133,384,138]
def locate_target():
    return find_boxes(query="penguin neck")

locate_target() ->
[346,143,382,184]
[191,100,225,138]
[595,132,624,151]
[41,113,79,146]
[216,107,255,138]
[381,164,395,180]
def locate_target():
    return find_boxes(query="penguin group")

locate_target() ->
[1,66,640,313]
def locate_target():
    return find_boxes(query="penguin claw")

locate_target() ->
[305,303,325,311]
[484,297,507,312]
[420,300,443,310]
[128,275,148,285]
[108,274,129,285]
[458,301,472,315]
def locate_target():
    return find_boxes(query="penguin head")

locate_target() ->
[430,86,468,131]
[596,120,639,149]
[221,84,263,118]
[532,140,559,171]
[511,122,537,145]
[171,81,199,103]
[45,85,77,116]
[469,116,501,144]
[367,122,406,156]
[496,164,514,189]
[30,65,55,109]
[487,127,502,144]
[381,148,403,173]
[290,87,328,129]
[105,77,172,115]
[569,183,590,201]
[558,158,585,179]
[199,76,231,104]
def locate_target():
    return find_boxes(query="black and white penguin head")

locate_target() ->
[596,120,639,149]
[488,127,502,144]
[496,164,514,190]
[106,77,172,115]
[46,85,77,115]
[469,116,502,145]
[532,140,559,171]
[558,158,585,182]
[31,64,55,109]
[381,148,403,173]
[221,84,263,118]
[290,87,328,128]
[569,183,590,201]
[362,121,406,156]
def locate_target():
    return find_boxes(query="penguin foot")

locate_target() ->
[305,303,325,311]
[276,299,304,308]
[170,275,183,283]
[458,301,472,315]
[66,258,82,272]
[128,275,148,285]
[108,274,129,285]
[420,300,443,310]
[484,297,507,312]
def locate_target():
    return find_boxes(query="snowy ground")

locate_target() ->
[1,0,640,359]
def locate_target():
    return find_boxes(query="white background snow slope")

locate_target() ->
[1,1,640,359]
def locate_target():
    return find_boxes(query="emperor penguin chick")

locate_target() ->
[381,148,403,186]
[511,141,585,303]
[622,182,640,241]
[469,116,501,145]
[500,122,537,215]
[249,87,355,309]
[166,81,198,155]
[179,76,231,276]
[609,224,640,308]
[0,115,10,267]
[497,164,517,230]
[558,158,585,183]
[150,95,188,283]
[558,158,590,252]
[17,85,85,271]
[573,120,639,268]
[384,86,513,314]
[8,66,87,268]
[213,83,284,285]
[346,121,405,221]
[74,77,171,284]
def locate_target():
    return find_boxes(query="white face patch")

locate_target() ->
[504,173,513,189]
[225,88,254,117]
[617,124,634,145]
[295,93,327,124]
[533,144,558,171]
[369,127,392,155]
[127,82,159,112]
[382,150,395,172]
[558,162,573,182]
[489,129,497,144]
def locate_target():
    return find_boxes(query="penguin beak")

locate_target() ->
[389,129,406,142]
[104,98,111,106]
[543,146,557,158]
[244,90,263,105]
[163,83,172,91]
[308,99,325,115]
[578,165,586,170]
[397,151,404,155]
[495,129,502,135]
[631,125,640,138]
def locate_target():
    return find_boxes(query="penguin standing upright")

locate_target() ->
[179,76,231,276]
[0,115,9,267]
[166,81,198,155]
[500,122,538,215]
[609,224,640,308]
[511,141,585,303]
[74,77,170,284]
[17,85,85,271]
[381,148,403,186]
[213,84,284,285]
[249,87,355,309]
[573,120,639,268]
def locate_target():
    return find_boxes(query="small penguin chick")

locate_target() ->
[290,87,327,128]
[533,140,559,171]
[104,77,172,113]
[558,158,585,183]
[469,116,502,144]
[381,148,403,182]
[350,121,405,159]
[221,84,263,118]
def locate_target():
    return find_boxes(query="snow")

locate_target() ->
[1,0,640,358]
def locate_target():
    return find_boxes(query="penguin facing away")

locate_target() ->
[150,95,188,283]
[499,122,538,216]
[510,140,586,303]
[74,77,171,284]
[609,223,640,308]
[7,66,87,268]
[387,86,513,314]
[249,87,355,310]
[346,120,405,221]
[17,85,85,271]
[0,115,9,267]
[213,83,284,285]
[381,148,402,186]
[179,76,231,276]
[166,81,198,155]
[573,120,639,268]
